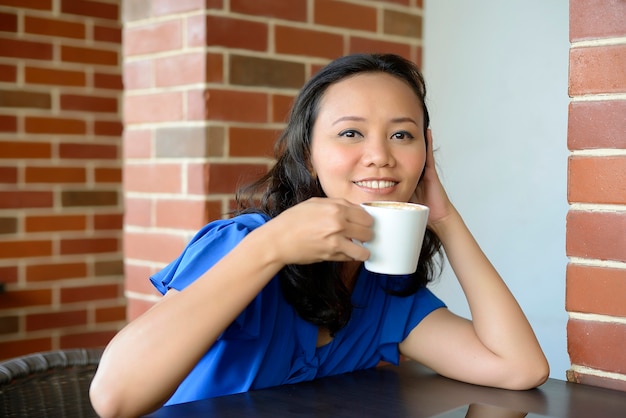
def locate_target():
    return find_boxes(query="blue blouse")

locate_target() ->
[150,213,446,406]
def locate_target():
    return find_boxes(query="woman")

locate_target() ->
[90,53,549,418]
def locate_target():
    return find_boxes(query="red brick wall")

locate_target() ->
[565,0,626,391]
[122,0,426,320]
[0,0,124,359]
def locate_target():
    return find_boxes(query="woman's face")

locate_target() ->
[310,72,426,204]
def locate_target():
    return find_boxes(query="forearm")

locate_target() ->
[432,208,545,364]
[90,226,285,417]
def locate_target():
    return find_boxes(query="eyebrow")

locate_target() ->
[331,116,419,126]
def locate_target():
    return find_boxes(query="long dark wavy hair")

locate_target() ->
[235,53,443,335]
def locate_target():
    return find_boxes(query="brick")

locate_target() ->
[59,143,118,159]
[155,125,223,158]
[314,0,377,32]
[0,0,52,10]
[124,92,183,123]
[0,191,53,209]
[229,127,278,157]
[123,129,152,158]
[127,297,156,321]
[0,216,17,234]
[206,162,268,194]
[125,19,183,55]
[0,167,17,183]
[272,94,295,123]
[61,0,119,20]
[26,310,88,331]
[94,259,124,276]
[60,331,116,349]
[186,14,206,47]
[566,210,626,263]
[0,115,17,132]
[124,164,182,194]
[566,369,626,392]
[566,264,626,317]
[62,45,118,66]
[61,94,118,113]
[231,0,306,21]
[0,141,52,158]
[0,316,18,334]
[124,231,187,263]
[0,288,52,308]
[123,60,153,90]
[25,117,86,135]
[570,0,626,41]
[206,52,224,82]
[155,52,205,87]
[94,120,123,136]
[349,37,411,58]
[152,0,208,16]
[94,72,123,90]
[568,319,626,374]
[61,190,118,207]
[24,16,85,39]
[0,11,17,32]
[0,339,52,362]
[0,38,53,60]
[61,283,120,303]
[230,55,305,88]
[202,89,268,123]
[155,199,209,229]
[0,64,16,82]
[25,166,86,183]
[568,156,626,204]
[94,213,123,230]
[124,197,152,227]
[95,167,122,183]
[0,266,18,284]
[95,305,126,323]
[275,25,343,60]
[569,45,626,95]
[125,263,158,295]
[26,215,86,232]
[383,10,422,38]
[28,261,85,287]
[94,25,122,43]
[25,66,86,87]
[568,100,626,150]
[0,89,51,109]
[203,15,267,51]
[60,237,119,255]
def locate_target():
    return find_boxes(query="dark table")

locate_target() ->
[145,361,626,417]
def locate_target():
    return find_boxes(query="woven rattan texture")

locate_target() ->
[0,348,103,417]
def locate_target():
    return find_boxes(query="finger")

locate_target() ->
[339,238,371,262]
[425,129,436,169]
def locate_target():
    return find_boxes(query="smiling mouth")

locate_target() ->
[354,180,398,189]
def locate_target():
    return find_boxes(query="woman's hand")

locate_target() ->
[411,130,456,228]
[264,197,373,266]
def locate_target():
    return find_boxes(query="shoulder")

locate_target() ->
[150,213,271,293]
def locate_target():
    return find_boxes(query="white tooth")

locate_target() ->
[356,180,395,189]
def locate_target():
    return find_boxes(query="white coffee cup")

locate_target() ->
[360,201,430,275]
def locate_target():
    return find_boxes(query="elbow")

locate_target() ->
[90,373,125,418]
[506,357,550,390]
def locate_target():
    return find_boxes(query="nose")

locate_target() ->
[361,137,395,167]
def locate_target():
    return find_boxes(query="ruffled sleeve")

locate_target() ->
[150,213,269,294]
[378,286,446,364]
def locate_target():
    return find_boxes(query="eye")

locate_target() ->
[338,129,363,139]
[391,131,415,141]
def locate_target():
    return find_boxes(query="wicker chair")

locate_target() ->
[0,347,104,417]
